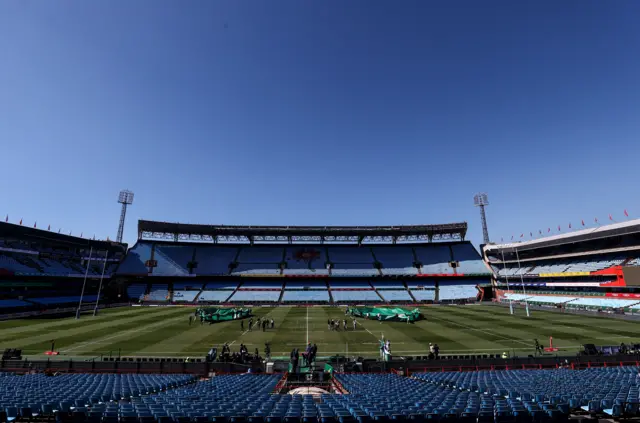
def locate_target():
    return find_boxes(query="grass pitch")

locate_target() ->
[1,305,639,360]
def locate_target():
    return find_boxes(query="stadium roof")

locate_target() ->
[0,222,126,251]
[484,218,640,253]
[137,219,467,244]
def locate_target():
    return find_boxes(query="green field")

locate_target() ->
[2,305,639,360]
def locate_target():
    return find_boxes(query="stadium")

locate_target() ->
[3,202,640,422]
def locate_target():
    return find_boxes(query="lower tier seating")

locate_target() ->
[281,290,330,302]
[228,291,281,302]
[197,291,233,303]
[377,290,413,302]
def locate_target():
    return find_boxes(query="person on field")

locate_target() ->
[249,318,253,331]
[241,320,244,332]
[189,315,193,326]
[353,319,357,330]
[270,318,275,329]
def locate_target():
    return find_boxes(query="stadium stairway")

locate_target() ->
[369,281,386,302]
[404,280,418,303]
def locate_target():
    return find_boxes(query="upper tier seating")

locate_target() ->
[372,246,418,275]
[228,291,280,302]
[281,290,330,302]
[0,254,41,274]
[197,291,233,302]
[451,243,490,274]
[377,290,413,302]
[414,245,453,274]
[172,291,198,302]
[146,285,169,302]
[231,263,281,275]
[153,245,193,276]
[332,290,381,302]
[327,247,375,263]
[117,243,152,274]
[496,257,626,277]
[237,247,283,263]
[193,246,238,275]
[127,284,147,300]
[283,247,328,275]
[439,283,478,300]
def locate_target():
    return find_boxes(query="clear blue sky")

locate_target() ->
[1,1,639,247]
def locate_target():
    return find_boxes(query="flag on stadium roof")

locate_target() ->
[47,224,50,231]
[19,218,22,225]
[4,215,7,223]
[33,222,37,228]
[582,219,585,226]
[520,233,523,238]
[609,214,613,221]
[624,209,629,217]
[595,217,599,223]
[557,225,561,231]
[80,232,83,238]
[538,230,542,235]
[530,232,532,237]
[548,228,551,232]
[569,223,572,229]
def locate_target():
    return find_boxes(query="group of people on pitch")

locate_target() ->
[328,318,357,331]
[242,317,275,332]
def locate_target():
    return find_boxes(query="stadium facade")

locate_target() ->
[0,219,491,314]
[115,220,490,306]
[484,218,640,311]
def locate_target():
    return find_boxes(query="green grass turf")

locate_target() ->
[1,305,638,360]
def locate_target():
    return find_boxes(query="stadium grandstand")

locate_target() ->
[0,222,126,317]
[115,220,490,305]
[484,219,640,312]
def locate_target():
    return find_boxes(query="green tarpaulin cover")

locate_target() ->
[347,306,421,322]
[195,307,251,323]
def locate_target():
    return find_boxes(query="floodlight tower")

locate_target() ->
[473,193,490,245]
[116,190,134,243]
